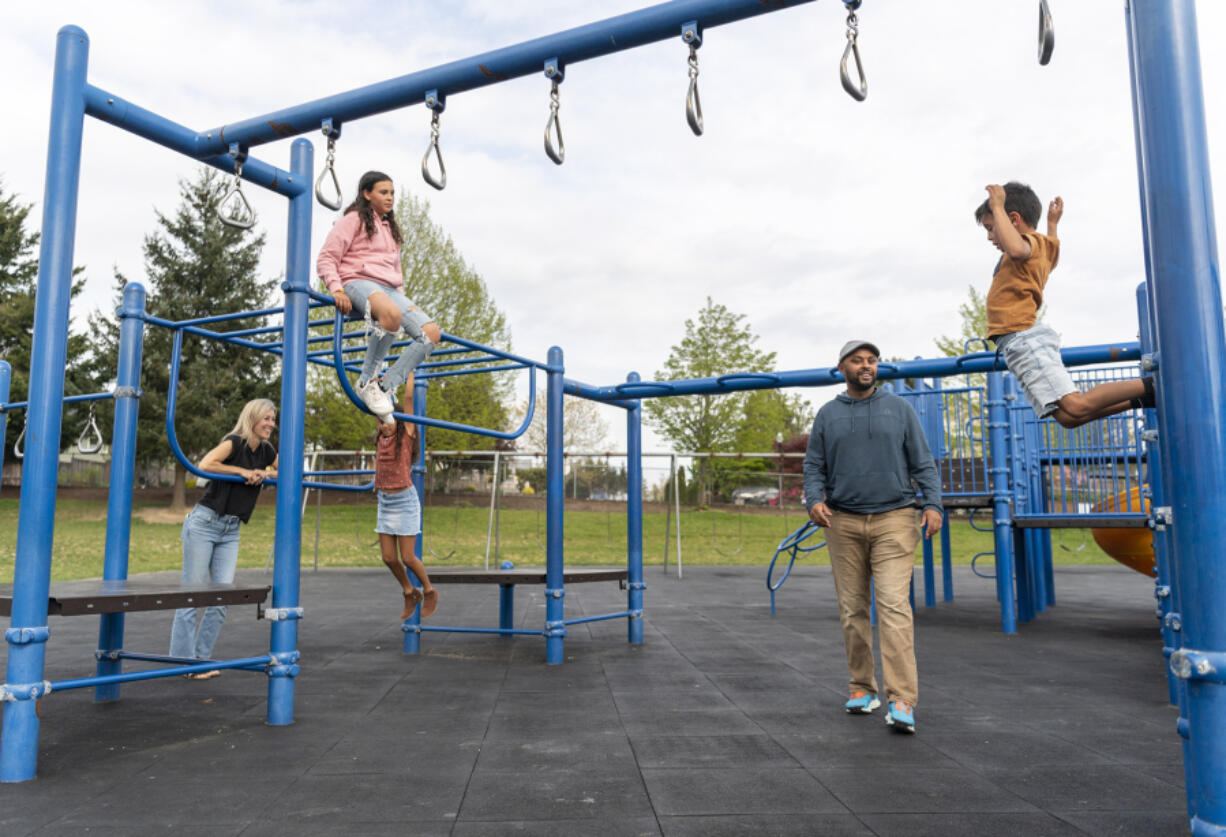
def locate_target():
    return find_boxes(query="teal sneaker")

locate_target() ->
[885,700,916,733]
[844,691,881,714]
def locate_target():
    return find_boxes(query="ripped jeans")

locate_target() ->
[341,279,436,394]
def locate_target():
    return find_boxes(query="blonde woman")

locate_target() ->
[170,399,278,678]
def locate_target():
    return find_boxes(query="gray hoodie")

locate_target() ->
[803,388,943,515]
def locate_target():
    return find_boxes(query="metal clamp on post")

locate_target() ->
[266,650,301,678]
[545,587,565,600]
[0,681,52,702]
[314,119,343,211]
[1164,612,1182,632]
[840,1,868,102]
[629,609,644,620]
[421,91,447,191]
[261,606,304,622]
[1141,428,1159,443]
[1140,352,1159,372]
[113,386,142,399]
[94,649,121,662]
[681,21,703,135]
[1152,506,1173,530]
[400,622,421,635]
[1155,585,1171,600]
[628,581,647,592]
[217,144,255,230]
[6,626,50,645]
[543,59,565,164]
[1170,649,1226,683]
[544,620,568,638]
[1037,0,1055,65]
[77,402,103,455]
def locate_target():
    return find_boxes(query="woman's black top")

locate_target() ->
[198,434,276,523]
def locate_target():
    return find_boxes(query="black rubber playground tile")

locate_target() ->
[0,565,1195,836]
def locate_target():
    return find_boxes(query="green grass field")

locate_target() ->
[0,496,1127,583]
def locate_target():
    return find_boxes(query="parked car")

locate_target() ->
[730,486,780,506]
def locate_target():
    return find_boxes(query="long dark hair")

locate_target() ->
[344,170,403,245]
[373,402,418,460]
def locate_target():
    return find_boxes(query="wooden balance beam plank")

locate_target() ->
[0,580,271,617]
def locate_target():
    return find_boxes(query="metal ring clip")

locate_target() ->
[544,59,565,165]
[421,91,447,191]
[682,22,703,136]
[13,421,24,459]
[840,10,868,102]
[1038,0,1055,65]
[314,120,343,211]
[217,145,255,230]
[77,403,103,455]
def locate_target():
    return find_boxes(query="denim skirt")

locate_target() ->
[375,487,421,537]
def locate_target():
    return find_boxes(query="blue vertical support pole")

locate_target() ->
[544,348,566,664]
[625,373,644,644]
[0,25,89,783]
[266,139,312,725]
[0,361,9,494]
[939,513,953,602]
[93,283,146,701]
[1137,283,1179,707]
[986,370,1017,634]
[403,376,428,653]
[921,531,935,608]
[1129,2,1224,829]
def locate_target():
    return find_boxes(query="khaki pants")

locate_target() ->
[825,506,921,705]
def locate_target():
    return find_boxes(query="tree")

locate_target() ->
[89,168,278,508]
[644,298,796,501]
[509,396,610,453]
[0,178,94,455]
[935,285,991,357]
[304,191,512,455]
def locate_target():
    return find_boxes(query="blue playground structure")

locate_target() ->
[1,1,1222,832]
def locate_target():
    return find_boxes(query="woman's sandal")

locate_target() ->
[401,588,423,620]
[421,588,439,619]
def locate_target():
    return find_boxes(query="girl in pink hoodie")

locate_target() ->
[317,170,441,424]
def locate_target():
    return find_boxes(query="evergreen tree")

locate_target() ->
[0,178,94,455]
[305,191,512,455]
[89,168,277,507]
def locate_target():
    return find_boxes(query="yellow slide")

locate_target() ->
[1090,486,1154,576]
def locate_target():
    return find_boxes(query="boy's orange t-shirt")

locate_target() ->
[985,232,1060,337]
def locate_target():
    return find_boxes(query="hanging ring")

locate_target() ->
[217,144,256,230]
[681,22,704,136]
[840,11,868,102]
[543,59,565,165]
[78,403,103,455]
[421,91,447,191]
[314,120,343,211]
[1038,0,1055,65]
[13,421,25,459]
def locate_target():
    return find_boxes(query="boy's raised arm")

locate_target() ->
[986,184,1033,260]
[1046,196,1063,239]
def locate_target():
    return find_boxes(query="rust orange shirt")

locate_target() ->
[375,427,417,492]
[985,232,1060,337]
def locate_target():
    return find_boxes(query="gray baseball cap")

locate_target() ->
[838,340,881,364]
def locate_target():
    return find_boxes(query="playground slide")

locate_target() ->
[1090,486,1154,576]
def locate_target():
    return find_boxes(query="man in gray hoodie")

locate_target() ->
[803,340,943,734]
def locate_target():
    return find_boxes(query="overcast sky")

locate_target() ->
[1,1,1222,455]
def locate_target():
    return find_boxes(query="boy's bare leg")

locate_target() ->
[380,533,422,618]
[397,534,438,618]
[1052,379,1149,428]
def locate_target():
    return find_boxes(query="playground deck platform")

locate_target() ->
[0,565,1186,836]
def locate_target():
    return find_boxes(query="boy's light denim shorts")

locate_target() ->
[996,323,1078,418]
[341,279,432,332]
[375,487,422,537]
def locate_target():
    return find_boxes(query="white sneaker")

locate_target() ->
[357,379,394,423]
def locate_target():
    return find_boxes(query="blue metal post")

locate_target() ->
[93,283,146,701]
[265,139,312,725]
[544,347,566,664]
[939,512,953,602]
[921,532,935,608]
[1137,283,1179,707]
[625,373,644,644]
[0,362,9,496]
[1129,3,1224,829]
[403,375,428,653]
[986,370,1017,634]
[1,25,89,783]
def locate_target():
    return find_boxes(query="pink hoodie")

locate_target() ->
[316,211,403,294]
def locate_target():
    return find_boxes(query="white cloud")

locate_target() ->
[1,0,1222,453]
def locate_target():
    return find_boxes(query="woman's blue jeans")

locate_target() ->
[169,504,241,660]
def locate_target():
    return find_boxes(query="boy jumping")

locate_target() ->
[976,182,1154,428]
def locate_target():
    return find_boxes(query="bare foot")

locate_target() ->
[421,587,439,618]
[401,588,423,620]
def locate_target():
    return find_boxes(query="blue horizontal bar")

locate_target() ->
[418,625,543,636]
[196,0,816,155]
[2,390,114,413]
[562,611,633,626]
[84,86,303,198]
[50,655,272,692]
[566,342,1141,402]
